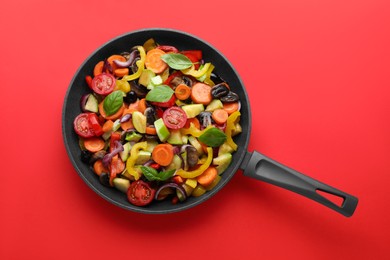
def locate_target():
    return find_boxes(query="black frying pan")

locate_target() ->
[62,28,358,216]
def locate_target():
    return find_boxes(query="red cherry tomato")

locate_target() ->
[127,180,156,206]
[87,113,103,136]
[150,95,176,108]
[91,73,115,95]
[162,106,187,129]
[73,113,95,138]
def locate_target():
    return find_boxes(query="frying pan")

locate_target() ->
[62,28,358,217]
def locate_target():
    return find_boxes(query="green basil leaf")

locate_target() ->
[161,53,193,70]
[158,169,176,181]
[199,127,227,147]
[145,85,174,102]
[140,166,159,181]
[141,166,175,182]
[103,90,123,116]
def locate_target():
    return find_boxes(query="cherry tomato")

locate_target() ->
[162,106,187,129]
[87,113,103,136]
[127,180,156,206]
[91,73,115,95]
[150,95,176,108]
[74,113,95,138]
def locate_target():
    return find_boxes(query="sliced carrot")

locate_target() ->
[102,120,114,133]
[93,61,104,77]
[184,117,201,129]
[190,82,212,105]
[175,84,192,100]
[107,54,129,77]
[152,143,174,166]
[84,137,105,152]
[145,126,157,135]
[138,98,148,114]
[120,119,134,131]
[98,102,125,120]
[93,159,109,176]
[196,166,218,186]
[212,109,229,124]
[223,102,240,115]
[127,99,140,111]
[145,48,168,74]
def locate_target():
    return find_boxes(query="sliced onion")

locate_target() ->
[143,160,155,167]
[120,113,132,123]
[80,94,89,112]
[102,141,124,168]
[172,145,180,155]
[155,183,186,201]
[113,49,139,68]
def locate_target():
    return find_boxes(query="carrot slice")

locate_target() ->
[84,137,105,152]
[184,117,201,129]
[138,98,148,114]
[190,82,212,105]
[196,166,218,186]
[145,126,157,135]
[223,102,240,114]
[98,102,125,120]
[93,159,109,176]
[107,54,129,77]
[102,120,114,133]
[145,48,168,74]
[93,61,104,77]
[175,84,192,100]
[152,144,174,166]
[120,119,134,131]
[212,109,229,124]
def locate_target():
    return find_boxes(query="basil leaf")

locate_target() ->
[140,166,159,181]
[199,127,227,147]
[145,85,174,102]
[161,53,193,70]
[103,90,123,116]
[141,166,175,182]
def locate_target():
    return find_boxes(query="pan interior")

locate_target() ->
[62,28,251,214]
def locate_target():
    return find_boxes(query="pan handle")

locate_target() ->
[240,151,358,217]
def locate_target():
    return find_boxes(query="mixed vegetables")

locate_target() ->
[74,38,242,206]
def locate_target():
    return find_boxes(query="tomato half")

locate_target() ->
[162,106,187,129]
[91,73,115,95]
[87,113,103,136]
[74,113,95,138]
[127,180,156,206]
[150,95,176,108]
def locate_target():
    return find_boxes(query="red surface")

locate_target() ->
[1,0,389,259]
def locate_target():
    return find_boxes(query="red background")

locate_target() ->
[1,0,389,259]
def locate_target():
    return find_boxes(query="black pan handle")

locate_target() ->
[239,151,358,217]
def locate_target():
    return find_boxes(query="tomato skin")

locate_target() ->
[91,73,115,95]
[150,95,176,108]
[162,106,187,130]
[127,180,156,206]
[74,113,95,138]
[87,113,103,136]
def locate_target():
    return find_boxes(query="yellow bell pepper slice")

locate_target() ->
[225,111,241,151]
[181,123,213,137]
[176,147,213,178]
[181,62,211,78]
[126,141,148,180]
[122,46,146,82]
